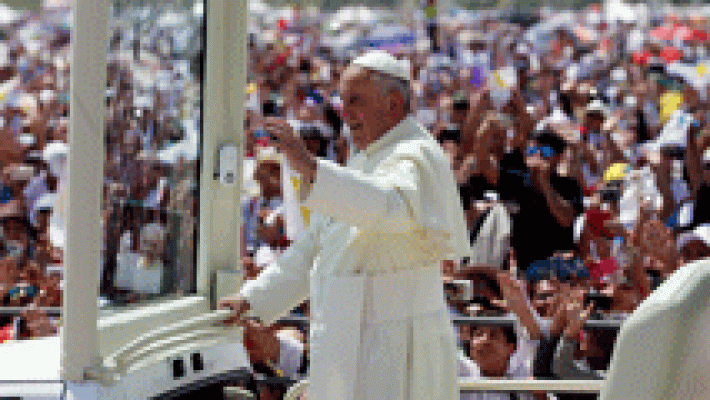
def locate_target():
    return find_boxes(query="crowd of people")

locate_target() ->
[237,3,710,400]
[1,1,710,399]
[0,4,203,341]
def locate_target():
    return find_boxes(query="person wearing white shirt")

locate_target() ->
[461,324,535,400]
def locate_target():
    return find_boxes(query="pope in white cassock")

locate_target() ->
[220,50,471,400]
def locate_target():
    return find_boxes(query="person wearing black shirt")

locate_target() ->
[684,121,710,231]
[483,128,584,272]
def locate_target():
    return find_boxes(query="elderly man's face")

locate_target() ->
[339,67,401,150]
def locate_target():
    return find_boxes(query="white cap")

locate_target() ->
[43,141,68,178]
[35,193,57,211]
[256,146,282,165]
[352,50,411,82]
[703,148,710,163]
[18,133,36,146]
[677,224,710,251]
[585,99,609,117]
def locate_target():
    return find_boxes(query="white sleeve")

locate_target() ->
[303,157,423,233]
[240,219,322,326]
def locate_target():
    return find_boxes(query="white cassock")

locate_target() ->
[240,114,471,400]
[599,257,710,400]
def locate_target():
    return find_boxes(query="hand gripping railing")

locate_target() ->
[87,309,239,383]
[283,379,606,400]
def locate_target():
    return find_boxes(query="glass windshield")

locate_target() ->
[0,2,69,340]
[100,0,204,306]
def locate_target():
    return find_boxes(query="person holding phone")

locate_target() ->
[684,119,710,230]
[481,127,584,274]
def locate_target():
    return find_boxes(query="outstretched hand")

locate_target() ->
[264,117,318,183]
[563,297,594,342]
[218,294,253,326]
[496,271,530,315]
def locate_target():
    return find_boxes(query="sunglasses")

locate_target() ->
[527,145,556,158]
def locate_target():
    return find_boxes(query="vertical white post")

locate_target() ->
[198,0,247,295]
[62,0,108,382]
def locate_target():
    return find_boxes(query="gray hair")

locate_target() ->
[369,70,413,114]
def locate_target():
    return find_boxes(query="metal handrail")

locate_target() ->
[0,308,624,331]
[275,315,624,331]
[0,307,62,316]
[105,309,235,370]
[283,379,606,400]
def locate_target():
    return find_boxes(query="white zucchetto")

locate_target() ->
[352,50,411,82]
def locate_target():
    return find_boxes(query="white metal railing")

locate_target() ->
[83,309,239,384]
[0,309,624,331]
[283,379,605,400]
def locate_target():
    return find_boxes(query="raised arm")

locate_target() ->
[510,89,535,152]
[531,160,580,228]
[302,155,425,233]
[650,155,676,223]
[266,117,431,234]
[477,114,505,187]
[626,202,653,300]
[497,271,542,341]
[553,302,603,380]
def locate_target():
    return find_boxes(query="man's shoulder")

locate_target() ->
[387,135,446,165]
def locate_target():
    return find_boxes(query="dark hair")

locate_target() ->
[531,129,566,155]
[2,216,38,243]
[299,127,323,139]
[453,98,470,111]
[471,320,518,347]
[439,128,461,143]
[501,326,518,346]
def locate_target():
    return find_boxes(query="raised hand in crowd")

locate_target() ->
[634,201,676,272]
[476,113,504,187]
[548,285,572,339]
[562,295,594,342]
[509,88,535,151]
[649,147,677,222]
[496,271,542,340]
[626,201,665,297]
[0,257,17,287]
[264,117,317,184]
[459,88,490,155]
